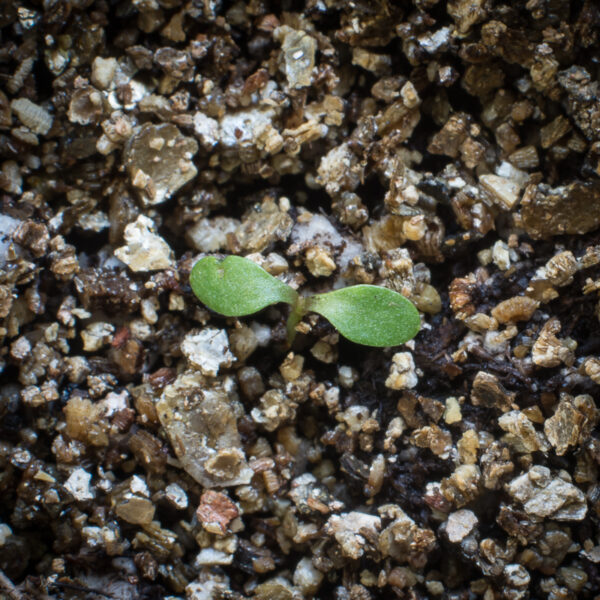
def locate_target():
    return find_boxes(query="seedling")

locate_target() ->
[190,255,421,347]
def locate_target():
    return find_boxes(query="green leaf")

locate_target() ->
[190,255,298,317]
[306,285,420,347]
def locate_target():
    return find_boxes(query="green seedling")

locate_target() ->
[190,255,421,347]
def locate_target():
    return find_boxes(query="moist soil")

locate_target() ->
[2,1,600,599]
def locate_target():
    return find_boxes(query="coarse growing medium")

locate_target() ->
[3,1,600,599]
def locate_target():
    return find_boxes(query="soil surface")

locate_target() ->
[1,1,600,599]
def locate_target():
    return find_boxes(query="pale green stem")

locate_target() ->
[286,296,307,345]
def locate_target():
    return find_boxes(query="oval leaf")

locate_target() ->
[307,285,420,347]
[190,255,298,317]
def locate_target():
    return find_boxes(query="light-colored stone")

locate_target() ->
[325,512,381,559]
[385,352,418,390]
[64,467,94,501]
[81,322,114,352]
[492,240,511,270]
[446,509,478,542]
[158,371,253,488]
[91,57,118,89]
[499,410,549,453]
[293,557,324,596]
[114,215,174,272]
[181,328,234,377]
[274,26,316,88]
[444,397,462,424]
[305,246,336,277]
[480,174,521,209]
[124,123,198,205]
[11,98,53,135]
[195,548,233,566]
[506,466,587,521]
[165,483,188,510]
[186,217,240,252]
